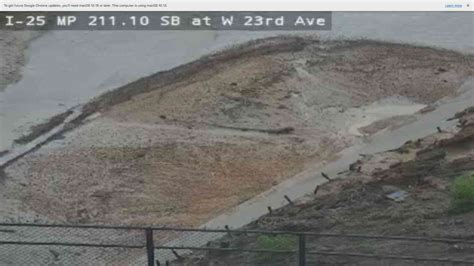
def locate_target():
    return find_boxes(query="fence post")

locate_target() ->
[145,228,155,266]
[298,234,306,266]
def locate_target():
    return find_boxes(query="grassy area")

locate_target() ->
[256,235,297,251]
[451,173,474,214]
[255,235,297,262]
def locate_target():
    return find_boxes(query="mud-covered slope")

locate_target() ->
[98,37,472,130]
[181,107,474,266]
[1,37,473,228]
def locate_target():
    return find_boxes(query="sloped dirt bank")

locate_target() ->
[180,107,474,265]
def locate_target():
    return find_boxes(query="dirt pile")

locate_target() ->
[1,36,473,228]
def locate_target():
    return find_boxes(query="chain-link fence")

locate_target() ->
[0,224,145,265]
[153,229,300,266]
[1,223,474,265]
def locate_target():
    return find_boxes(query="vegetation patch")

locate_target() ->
[255,234,297,262]
[450,173,474,214]
[256,235,297,251]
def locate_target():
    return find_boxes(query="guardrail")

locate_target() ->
[1,223,473,265]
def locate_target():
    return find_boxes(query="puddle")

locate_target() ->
[346,97,426,136]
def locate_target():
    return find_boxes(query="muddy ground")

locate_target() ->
[178,107,474,266]
[1,36,473,229]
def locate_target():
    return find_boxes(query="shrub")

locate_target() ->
[451,173,474,214]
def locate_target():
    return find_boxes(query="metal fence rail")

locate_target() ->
[0,223,473,265]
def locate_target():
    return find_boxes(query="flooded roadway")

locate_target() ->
[0,11,473,263]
